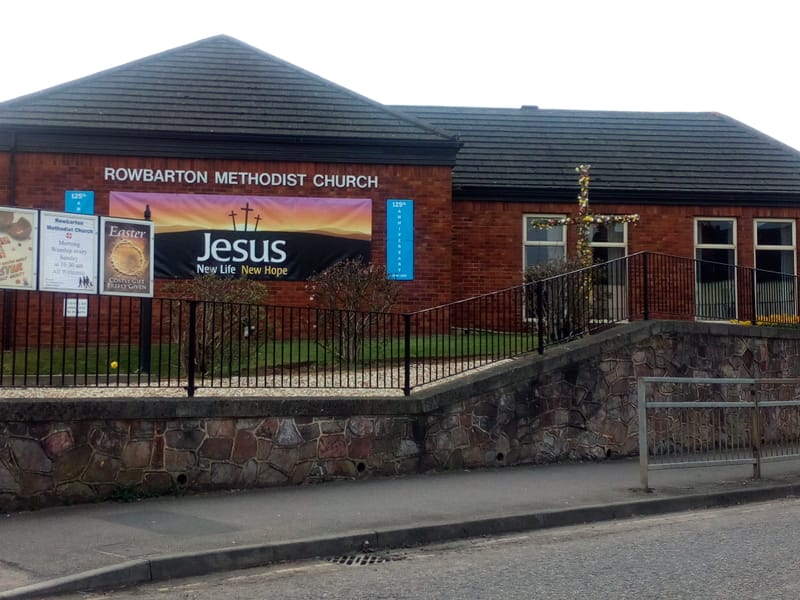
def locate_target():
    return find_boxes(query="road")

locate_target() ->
[66,498,800,599]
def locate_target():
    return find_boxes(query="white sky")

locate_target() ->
[3,0,799,151]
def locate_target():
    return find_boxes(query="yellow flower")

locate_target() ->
[110,361,119,370]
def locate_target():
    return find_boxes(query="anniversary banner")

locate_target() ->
[99,217,154,297]
[0,206,38,290]
[109,192,372,280]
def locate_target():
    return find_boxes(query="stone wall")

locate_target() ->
[2,320,800,511]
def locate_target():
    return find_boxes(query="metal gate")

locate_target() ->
[637,376,800,489]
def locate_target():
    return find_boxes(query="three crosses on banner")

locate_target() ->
[228,202,262,232]
[528,165,639,268]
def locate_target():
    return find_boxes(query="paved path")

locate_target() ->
[2,458,800,598]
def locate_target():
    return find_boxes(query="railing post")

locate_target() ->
[638,379,650,491]
[402,313,411,396]
[1,290,13,351]
[750,269,757,325]
[751,384,761,479]
[642,252,650,320]
[536,281,545,355]
[138,298,153,374]
[138,205,152,373]
[186,300,197,397]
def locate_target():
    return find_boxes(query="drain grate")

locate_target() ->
[327,552,407,566]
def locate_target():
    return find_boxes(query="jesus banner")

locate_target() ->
[110,192,372,280]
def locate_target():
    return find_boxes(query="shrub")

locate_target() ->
[731,314,800,328]
[163,275,269,305]
[524,257,591,342]
[524,256,586,282]
[306,259,399,363]
[162,275,270,375]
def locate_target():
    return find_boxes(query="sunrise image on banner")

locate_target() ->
[109,192,372,280]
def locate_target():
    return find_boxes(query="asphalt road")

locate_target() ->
[62,497,800,600]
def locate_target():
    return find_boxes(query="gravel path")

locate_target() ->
[0,359,510,398]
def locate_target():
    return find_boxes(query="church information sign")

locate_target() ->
[38,211,99,293]
[386,199,414,280]
[64,190,95,215]
[99,217,154,297]
[0,206,38,290]
[110,192,372,280]
[63,298,89,318]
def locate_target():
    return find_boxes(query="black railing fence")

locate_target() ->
[1,252,798,395]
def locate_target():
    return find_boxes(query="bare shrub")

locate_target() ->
[306,259,399,363]
[163,276,270,375]
[524,257,591,342]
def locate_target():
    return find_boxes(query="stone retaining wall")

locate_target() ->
[2,321,799,511]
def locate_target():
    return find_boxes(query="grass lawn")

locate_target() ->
[1,331,538,379]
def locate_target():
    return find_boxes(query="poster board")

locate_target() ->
[0,206,38,290]
[99,217,154,297]
[38,211,99,293]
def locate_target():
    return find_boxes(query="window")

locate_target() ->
[589,222,629,320]
[522,215,567,323]
[523,215,566,270]
[695,218,737,320]
[589,222,627,264]
[754,220,796,317]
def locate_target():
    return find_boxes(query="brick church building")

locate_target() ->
[2,35,800,312]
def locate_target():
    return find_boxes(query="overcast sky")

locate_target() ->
[3,0,799,152]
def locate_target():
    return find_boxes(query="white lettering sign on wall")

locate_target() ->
[103,167,380,189]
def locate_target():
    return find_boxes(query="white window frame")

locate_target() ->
[522,214,567,275]
[589,222,630,322]
[754,219,796,272]
[694,217,738,258]
[588,222,629,260]
[694,217,738,320]
[753,218,796,318]
[522,214,567,323]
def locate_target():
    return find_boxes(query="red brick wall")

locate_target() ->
[4,153,453,312]
[7,150,800,311]
[0,152,9,202]
[453,199,800,299]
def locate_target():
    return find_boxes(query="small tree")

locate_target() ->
[524,257,590,342]
[306,259,399,363]
[163,276,270,375]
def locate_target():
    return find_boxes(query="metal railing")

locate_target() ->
[1,252,799,395]
[638,376,800,489]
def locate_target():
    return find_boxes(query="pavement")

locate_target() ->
[2,457,800,599]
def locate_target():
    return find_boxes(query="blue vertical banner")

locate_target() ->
[64,191,95,215]
[386,199,414,280]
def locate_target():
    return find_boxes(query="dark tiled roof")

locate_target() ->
[394,106,800,202]
[3,34,800,200]
[0,35,459,164]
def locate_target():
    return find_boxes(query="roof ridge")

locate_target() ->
[0,35,459,146]
[0,35,232,108]
[224,39,459,144]
[394,105,726,117]
[710,112,800,157]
